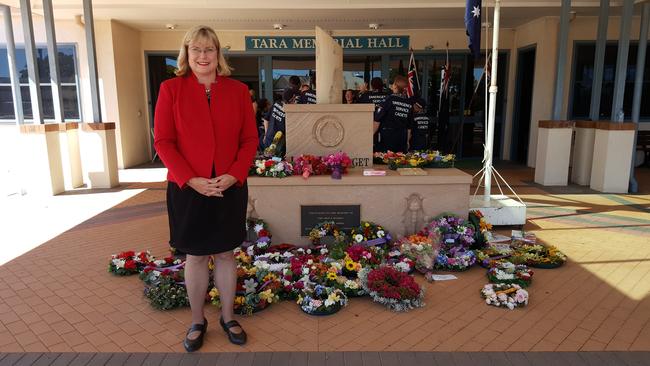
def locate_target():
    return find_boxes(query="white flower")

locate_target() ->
[246,246,255,256]
[324,299,334,307]
[306,249,312,254]
[395,262,410,272]
[276,162,285,171]
[320,248,328,255]
[115,259,126,269]
[319,229,327,237]
[302,267,310,275]
[256,167,263,175]
[307,259,313,265]
[254,223,264,233]
[243,279,257,294]
[377,230,385,238]
[354,234,364,243]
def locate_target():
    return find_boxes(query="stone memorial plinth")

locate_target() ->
[590,122,636,193]
[247,168,472,245]
[284,104,375,168]
[534,120,573,186]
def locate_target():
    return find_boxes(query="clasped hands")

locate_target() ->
[187,174,237,197]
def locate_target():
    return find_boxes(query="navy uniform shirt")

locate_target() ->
[409,109,433,151]
[359,90,388,107]
[297,89,317,104]
[374,93,413,130]
[263,101,286,146]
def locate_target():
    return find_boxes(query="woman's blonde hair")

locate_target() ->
[175,25,232,77]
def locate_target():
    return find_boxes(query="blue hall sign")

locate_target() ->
[245,36,409,51]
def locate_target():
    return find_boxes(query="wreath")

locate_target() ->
[308,221,347,248]
[480,283,529,310]
[475,246,513,268]
[350,221,391,247]
[423,214,475,250]
[374,150,455,170]
[108,250,153,276]
[468,210,492,249]
[510,244,567,269]
[487,261,533,288]
[359,266,425,312]
[297,284,347,316]
[144,276,189,310]
[396,234,438,274]
[211,275,281,315]
[244,218,272,254]
[434,248,476,271]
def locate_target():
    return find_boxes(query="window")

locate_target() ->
[570,42,650,120]
[0,44,80,121]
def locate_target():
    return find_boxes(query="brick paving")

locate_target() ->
[0,165,649,354]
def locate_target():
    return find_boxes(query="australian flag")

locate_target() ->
[406,50,420,98]
[465,0,482,59]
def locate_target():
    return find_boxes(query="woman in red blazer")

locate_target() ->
[154,25,257,350]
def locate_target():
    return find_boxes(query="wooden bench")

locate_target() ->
[638,130,650,167]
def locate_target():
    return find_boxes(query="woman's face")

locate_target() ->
[188,37,219,77]
[345,90,354,101]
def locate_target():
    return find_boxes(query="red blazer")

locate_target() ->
[154,74,258,187]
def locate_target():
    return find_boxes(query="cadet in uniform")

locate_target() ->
[359,77,388,107]
[408,98,433,151]
[298,83,317,104]
[373,75,413,153]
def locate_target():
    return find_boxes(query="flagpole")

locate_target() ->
[483,0,500,205]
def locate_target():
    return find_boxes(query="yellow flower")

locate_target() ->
[409,158,418,166]
[234,296,245,305]
[327,272,337,280]
[327,292,341,303]
[296,295,303,304]
[208,259,215,271]
[259,289,274,303]
[345,261,356,271]
[209,287,219,298]
[263,273,277,282]
[365,223,370,227]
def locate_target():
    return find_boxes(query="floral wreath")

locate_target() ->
[297,284,348,315]
[396,234,438,274]
[468,210,492,248]
[359,266,425,312]
[373,150,455,170]
[144,276,190,310]
[350,221,391,247]
[250,156,293,178]
[211,274,281,315]
[475,246,513,268]
[308,221,347,247]
[487,261,533,288]
[434,248,477,271]
[480,283,529,310]
[423,214,475,250]
[243,218,272,255]
[108,250,153,276]
[511,244,567,269]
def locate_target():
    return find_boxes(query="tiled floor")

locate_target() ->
[0,164,649,353]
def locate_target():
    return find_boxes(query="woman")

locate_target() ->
[344,89,355,104]
[373,75,413,153]
[154,25,257,351]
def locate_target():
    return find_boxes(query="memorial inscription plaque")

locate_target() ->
[301,205,361,236]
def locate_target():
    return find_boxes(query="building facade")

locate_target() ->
[0,0,648,170]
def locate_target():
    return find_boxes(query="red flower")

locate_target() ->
[124,260,136,270]
[118,251,135,259]
[264,160,274,168]
[258,229,269,238]
[164,256,174,264]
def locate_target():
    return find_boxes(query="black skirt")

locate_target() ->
[167,179,248,256]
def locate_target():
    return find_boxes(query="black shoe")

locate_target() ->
[220,316,247,345]
[183,317,208,352]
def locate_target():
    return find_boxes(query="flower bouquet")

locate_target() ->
[212,274,281,315]
[345,244,385,269]
[510,244,567,269]
[396,234,439,274]
[434,247,477,271]
[293,154,328,179]
[351,221,392,247]
[323,151,352,179]
[475,246,513,268]
[108,250,154,276]
[297,284,347,315]
[423,214,475,250]
[144,276,190,310]
[359,266,425,312]
[487,261,534,288]
[250,157,293,178]
[480,283,529,310]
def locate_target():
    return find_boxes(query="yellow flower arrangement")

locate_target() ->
[209,287,219,298]
[326,272,338,280]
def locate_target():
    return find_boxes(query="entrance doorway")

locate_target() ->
[511,46,536,164]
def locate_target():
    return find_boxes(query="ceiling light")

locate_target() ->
[273,23,285,30]
[368,23,380,30]
[165,24,176,30]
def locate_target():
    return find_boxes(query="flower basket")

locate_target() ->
[297,284,347,316]
[480,283,528,310]
[486,261,533,288]
[359,266,425,312]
